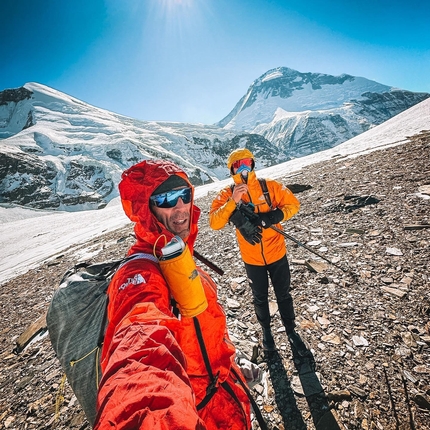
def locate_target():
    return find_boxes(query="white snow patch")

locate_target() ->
[262,71,284,82]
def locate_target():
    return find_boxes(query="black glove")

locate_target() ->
[237,202,259,224]
[257,209,284,229]
[229,210,263,245]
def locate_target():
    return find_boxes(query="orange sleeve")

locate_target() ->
[209,186,237,230]
[268,179,300,221]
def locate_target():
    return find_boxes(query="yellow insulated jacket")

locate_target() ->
[209,150,300,266]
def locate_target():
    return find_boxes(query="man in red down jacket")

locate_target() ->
[94,159,252,430]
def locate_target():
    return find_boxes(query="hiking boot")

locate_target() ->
[262,327,276,352]
[288,331,308,356]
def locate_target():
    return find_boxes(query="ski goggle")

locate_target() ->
[231,158,253,174]
[150,187,192,208]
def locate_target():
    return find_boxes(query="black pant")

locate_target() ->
[244,255,296,334]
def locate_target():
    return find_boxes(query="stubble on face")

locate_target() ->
[152,204,191,240]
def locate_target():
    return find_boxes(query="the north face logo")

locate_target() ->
[188,269,198,281]
[119,273,146,291]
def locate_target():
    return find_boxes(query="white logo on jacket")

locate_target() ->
[119,273,146,291]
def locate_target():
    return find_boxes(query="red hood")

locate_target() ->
[119,159,200,256]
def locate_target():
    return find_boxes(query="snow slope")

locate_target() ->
[0,97,429,285]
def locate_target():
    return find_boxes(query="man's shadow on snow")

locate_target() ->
[266,336,342,430]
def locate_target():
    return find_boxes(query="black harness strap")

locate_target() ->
[258,178,273,210]
[230,367,268,430]
[193,317,220,410]
[193,317,268,429]
[220,380,249,427]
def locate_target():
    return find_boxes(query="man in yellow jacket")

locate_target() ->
[209,148,306,354]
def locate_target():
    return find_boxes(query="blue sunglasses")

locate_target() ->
[150,187,192,208]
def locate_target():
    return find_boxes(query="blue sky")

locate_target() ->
[1,0,429,124]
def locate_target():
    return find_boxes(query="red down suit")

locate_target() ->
[94,160,251,430]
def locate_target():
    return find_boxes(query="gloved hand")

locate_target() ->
[257,209,284,229]
[229,210,263,245]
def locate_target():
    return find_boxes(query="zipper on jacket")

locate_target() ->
[248,192,268,266]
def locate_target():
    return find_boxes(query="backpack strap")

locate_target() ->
[193,316,267,429]
[231,178,273,210]
[118,252,158,269]
[258,178,273,210]
[230,366,268,430]
[193,317,220,410]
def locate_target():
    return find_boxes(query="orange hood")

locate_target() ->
[119,159,200,256]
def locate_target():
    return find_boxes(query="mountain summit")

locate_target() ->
[217,67,429,157]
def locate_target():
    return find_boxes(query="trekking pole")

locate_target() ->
[194,250,225,275]
[237,202,352,275]
[270,225,349,273]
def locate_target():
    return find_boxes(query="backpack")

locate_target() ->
[46,253,156,425]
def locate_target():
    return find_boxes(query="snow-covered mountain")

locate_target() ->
[217,67,429,158]
[0,67,428,212]
[0,83,286,210]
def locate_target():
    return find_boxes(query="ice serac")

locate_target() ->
[0,83,284,210]
[217,67,429,158]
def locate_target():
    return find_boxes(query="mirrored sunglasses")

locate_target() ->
[232,158,253,173]
[150,187,192,208]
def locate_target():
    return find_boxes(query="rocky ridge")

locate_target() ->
[0,131,429,429]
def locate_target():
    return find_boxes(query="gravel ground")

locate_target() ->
[0,130,429,429]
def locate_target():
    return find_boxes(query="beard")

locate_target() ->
[168,211,190,239]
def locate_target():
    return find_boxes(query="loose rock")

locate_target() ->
[1,131,429,429]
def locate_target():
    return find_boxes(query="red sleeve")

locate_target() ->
[94,260,206,430]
